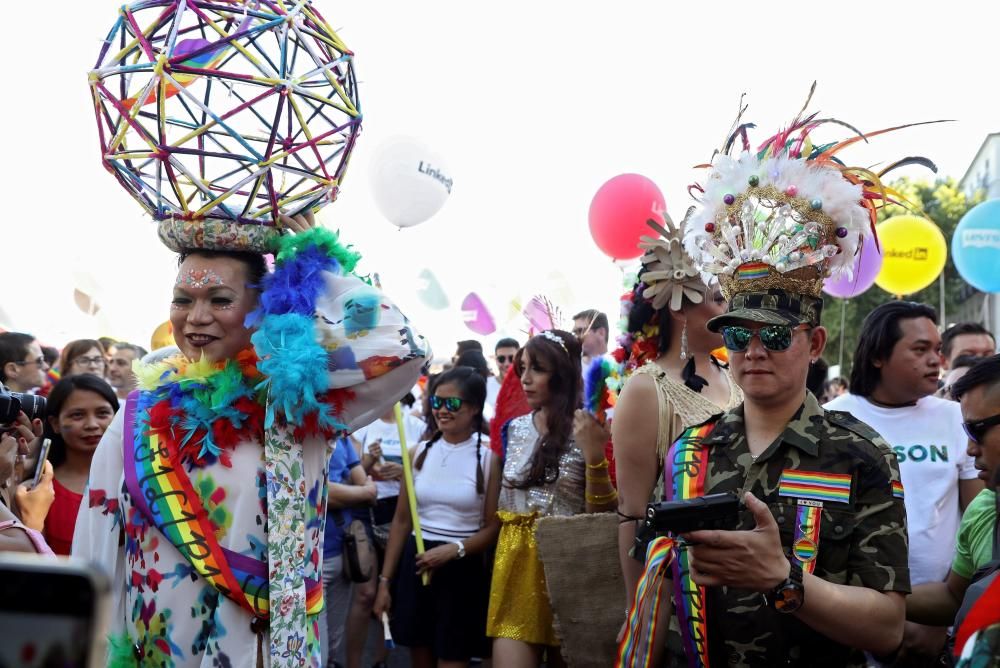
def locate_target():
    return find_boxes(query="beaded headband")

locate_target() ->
[539,330,569,354]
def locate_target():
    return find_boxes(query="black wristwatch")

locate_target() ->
[768,559,804,613]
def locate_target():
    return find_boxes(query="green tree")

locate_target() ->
[823,177,985,378]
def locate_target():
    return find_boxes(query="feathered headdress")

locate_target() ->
[683,83,942,302]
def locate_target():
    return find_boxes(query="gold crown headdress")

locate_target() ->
[682,83,943,300]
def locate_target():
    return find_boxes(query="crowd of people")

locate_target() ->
[2,299,998,667]
[2,106,1000,668]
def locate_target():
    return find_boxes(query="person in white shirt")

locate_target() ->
[374,366,500,666]
[345,407,424,668]
[826,301,984,664]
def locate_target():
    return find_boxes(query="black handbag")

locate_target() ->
[338,512,374,583]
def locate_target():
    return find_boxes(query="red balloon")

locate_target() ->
[588,174,666,260]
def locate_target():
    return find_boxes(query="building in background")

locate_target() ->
[956,132,1000,335]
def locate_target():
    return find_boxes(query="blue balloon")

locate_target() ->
[953,199,1000,293]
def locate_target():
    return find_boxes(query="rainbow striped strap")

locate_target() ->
[617,537,675,668]
[666,421,718,668]
[778,469,852,504]
[791,503,822,574]
[123,394,269,617]
[123,395,324,622]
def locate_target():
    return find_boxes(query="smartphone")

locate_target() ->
[0,554,111,667]
[30,438,52,488]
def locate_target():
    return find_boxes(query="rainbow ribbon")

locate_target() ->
[791,504,821,574]
[617,536,675,668]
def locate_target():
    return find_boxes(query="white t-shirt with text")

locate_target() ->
[825,393,978,585]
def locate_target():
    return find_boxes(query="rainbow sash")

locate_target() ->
[122,393,323,621]
[617,536,675,668]
[616,420,718,668]
[666,422,716,668]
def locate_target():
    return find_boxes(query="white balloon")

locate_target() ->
[370,136,452,228]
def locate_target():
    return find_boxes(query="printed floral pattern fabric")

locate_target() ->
[73,409,331,667]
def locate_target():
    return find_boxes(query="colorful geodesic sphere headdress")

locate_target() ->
[682,84,941,331]
[89,0,361,253]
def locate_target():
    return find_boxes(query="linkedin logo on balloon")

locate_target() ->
[418,161,452,194]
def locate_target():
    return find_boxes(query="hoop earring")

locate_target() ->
[680,322,689,361]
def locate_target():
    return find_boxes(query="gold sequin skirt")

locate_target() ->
[486,511,559,647]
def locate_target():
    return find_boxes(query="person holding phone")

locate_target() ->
[374,366,500,667]
[42,375,118,555]
[0,432,55,555]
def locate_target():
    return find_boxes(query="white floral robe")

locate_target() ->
[73,407,331,667]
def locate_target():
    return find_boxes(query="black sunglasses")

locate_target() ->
[962,413,1000,444]
[496,354,515,364]
[430,396,465,412]
[721,324,808,353]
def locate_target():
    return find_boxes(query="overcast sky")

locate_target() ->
[3,0,997,356]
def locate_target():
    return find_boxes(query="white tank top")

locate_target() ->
[413,433,492,542]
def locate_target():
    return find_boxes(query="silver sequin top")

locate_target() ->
[499,414,586,517]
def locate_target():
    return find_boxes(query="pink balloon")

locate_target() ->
[822,241,883,298]
[461,292,496,336]
[588,174,665,260]
[522,296,554,332]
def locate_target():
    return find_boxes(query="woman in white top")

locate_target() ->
[374,366,501,668]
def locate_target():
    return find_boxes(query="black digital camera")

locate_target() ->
[0,382,46,426]
[633,492,742,562]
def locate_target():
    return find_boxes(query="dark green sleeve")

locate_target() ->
[847,441,910,593]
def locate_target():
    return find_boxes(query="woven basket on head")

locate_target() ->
[535,513,625,667]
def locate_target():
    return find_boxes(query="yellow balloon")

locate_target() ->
[150,320,174,351]
[874,215,947,296]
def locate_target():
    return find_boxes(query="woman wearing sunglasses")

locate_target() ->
[374,366,500,667]
[488,329,617,667]
[612,214,742,662]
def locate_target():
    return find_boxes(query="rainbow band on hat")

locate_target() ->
[779,469,852,504]
[735,261,770,280]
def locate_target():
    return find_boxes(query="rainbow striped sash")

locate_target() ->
[617,536,675,668]
[666,422,717,668]
[123,393,323,621]
[616,419,719,668]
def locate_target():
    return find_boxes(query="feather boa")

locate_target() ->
[584,356,622,424]
[135,226,364,468]
[137,349,265,468]
[248,226,360,432]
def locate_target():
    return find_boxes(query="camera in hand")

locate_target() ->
[633,493,741,562]
[0,382,46,425]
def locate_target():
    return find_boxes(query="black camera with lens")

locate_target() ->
[0,382,46,426]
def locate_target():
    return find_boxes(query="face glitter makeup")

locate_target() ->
[176,268,226,289]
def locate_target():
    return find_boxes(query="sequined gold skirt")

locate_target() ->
[486,511,559,647]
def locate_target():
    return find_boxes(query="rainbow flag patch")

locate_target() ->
[779,469,852,504]
[736,262,770,280]
[891,480,904,500]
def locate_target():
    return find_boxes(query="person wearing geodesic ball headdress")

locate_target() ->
[619,85,943,668]
[72,208,428,668]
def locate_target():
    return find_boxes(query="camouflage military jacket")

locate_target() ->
[665,392,910,668]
